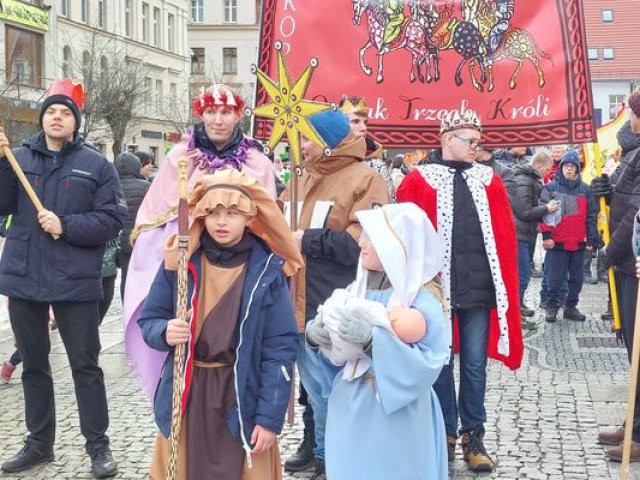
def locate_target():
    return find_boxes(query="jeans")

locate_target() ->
[545,249,585,309]
[296,334,334,461]
[433,307,490,436]
[517,241,532,303]
[118,250,132,302]
[540,252,568,305]
[617,272,640,442]
[9,298,110,451]
[98,275,116,324]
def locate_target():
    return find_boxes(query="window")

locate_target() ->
[100,56,108,86]
[170,83,177,106]
[82,51,91,85]
[144,77,152,113]
[609,95,625,120]
[62,46,73,77]
[156,79,163,114]
[192,0,204,23]
[224,0,237,24]
[142,3,149,42]
[602,10,614,22]
[153,8,160,46]
[60,0,68,17]
[167,14,174,51]
[6,26,44,87]
[191,47,205,73]
[603,48,615,60]
[125,0,132,37]
[223,48,237,74]
[98,0,106,29]
[587,48,598,60]
[81,0,88,23]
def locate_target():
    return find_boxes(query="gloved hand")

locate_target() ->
[306,320,332,350]
[599,247,612,271]
[591,175,612,198]
[338,314,373,345]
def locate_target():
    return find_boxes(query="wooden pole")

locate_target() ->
[621,284,640,479]
[287,157,300,427]
[2,145,59,240]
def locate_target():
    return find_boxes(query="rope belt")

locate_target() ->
[193,360,233,369]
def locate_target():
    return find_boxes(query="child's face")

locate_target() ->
[358,233,384,272]
[204,207,249,246]
[562,163,578,180]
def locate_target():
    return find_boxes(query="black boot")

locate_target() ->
[88,444,118,479]
[284,429,316,472]
[311,459,326,480]
[1,443,54,473]
[564,306,586,322]
[520,303,534,318]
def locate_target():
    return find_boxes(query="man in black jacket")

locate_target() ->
[0,79,126,478]
[511,150,557,323]
[114,152,150,300]
[595,93,640,461]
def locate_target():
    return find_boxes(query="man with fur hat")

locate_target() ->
[539,150,597,323]
[593,93,640,461]
[280,109,389,479]
[0,79,126,478]
[124,84,276,404]
[396,107,523,473]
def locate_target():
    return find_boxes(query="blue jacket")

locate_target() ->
[138,237,298,453]
[0,133,126,301]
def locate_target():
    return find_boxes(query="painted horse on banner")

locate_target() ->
[351,0,440,84]
[461,0,552,91]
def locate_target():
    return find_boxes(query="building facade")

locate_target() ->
[0,0,191,164]
[188,0,259,115]
[584,0,640,126]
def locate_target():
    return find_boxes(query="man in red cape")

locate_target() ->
[396,107,523,473]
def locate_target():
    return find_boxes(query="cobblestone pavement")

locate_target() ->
[0,277,639,479]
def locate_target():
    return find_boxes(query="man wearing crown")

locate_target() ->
[396,108,523,473]
[123,84,276,405]
[0,79,126,478]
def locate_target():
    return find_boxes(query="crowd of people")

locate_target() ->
[0,78,639,480]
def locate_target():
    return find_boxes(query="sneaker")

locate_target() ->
[310,459,326,480]
[563,306,586,322]
[88,444,118,479]
[545,307,558,323]
[0,361,16,384]
[520,303,534,318]
[584,274,598,285]
[461,431,495,472]
[284,429,316,472]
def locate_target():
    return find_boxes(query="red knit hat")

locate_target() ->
[629,93,640,117]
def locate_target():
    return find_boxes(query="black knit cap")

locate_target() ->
[39,94,82,131]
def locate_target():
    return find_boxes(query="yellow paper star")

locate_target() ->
[250,44,333,165]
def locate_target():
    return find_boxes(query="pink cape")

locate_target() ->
[123,136,276,401]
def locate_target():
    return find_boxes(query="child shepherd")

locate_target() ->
[138,169,303,480]
[306,203,450,480]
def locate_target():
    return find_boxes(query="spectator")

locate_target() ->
[539,150,598,322]
[134,151,154,180]
[475,145,517,202]
[493,146,531,167]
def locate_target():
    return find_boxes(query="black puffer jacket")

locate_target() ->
[612,121,640,186]
[481,157,517,203]
[432,154,496,309]
[115,153,150,254]
[0,133,126,301]
[607,148,640,276]
[511,164,548,243]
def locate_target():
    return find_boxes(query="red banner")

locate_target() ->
[255,0,596,148]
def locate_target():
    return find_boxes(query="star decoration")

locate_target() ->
[248,42,334,165]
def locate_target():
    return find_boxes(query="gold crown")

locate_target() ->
[340,95,368,116]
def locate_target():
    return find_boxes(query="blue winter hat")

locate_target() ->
[560,150,581,171]
[308,109,351,150]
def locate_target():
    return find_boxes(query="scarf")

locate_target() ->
[189,124,256,171]
[199,230,254,267]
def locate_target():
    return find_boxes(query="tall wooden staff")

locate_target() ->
[249,43,333,425]
[1,144,59,240]
[167,158,189,480]
[621,215,640,480]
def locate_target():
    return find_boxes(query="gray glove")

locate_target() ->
[338,314,373,345]
[306,320,332,350]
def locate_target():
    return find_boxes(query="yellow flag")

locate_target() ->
[581,105,628,184]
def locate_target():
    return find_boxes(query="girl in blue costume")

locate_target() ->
[305,203,450,480]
